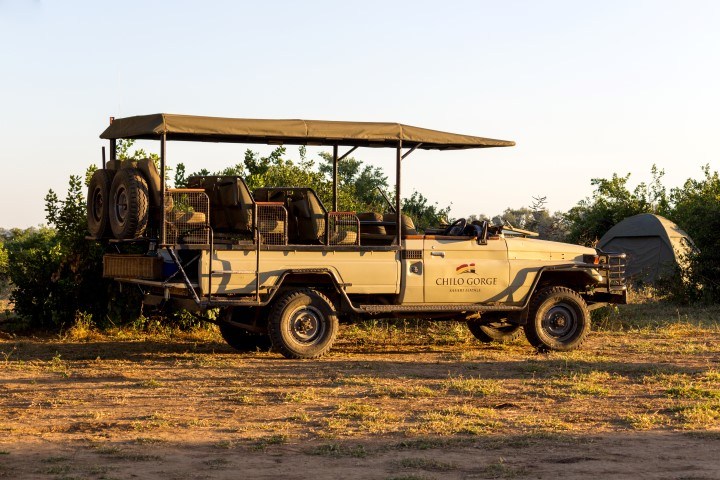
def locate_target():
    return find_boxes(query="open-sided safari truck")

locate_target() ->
[89,114,626,358]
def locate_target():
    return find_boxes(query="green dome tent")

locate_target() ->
[597,214,696,284]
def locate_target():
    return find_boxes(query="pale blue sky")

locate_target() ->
[1,0,718,227]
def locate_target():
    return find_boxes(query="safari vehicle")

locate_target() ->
[89,114,626,359]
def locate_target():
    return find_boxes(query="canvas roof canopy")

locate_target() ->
[100,113,515,150]
[597,214,695,284]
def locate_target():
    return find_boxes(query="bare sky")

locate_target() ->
[1,0,718,228]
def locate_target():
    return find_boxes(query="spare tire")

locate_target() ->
[87,169,115,238]
[109,167,149,239]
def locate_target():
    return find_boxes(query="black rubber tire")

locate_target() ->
[108,167,149,239]
[268,289,339,359]
[467,313,523,343]
[86,169,115,238]
[219,322,272,352]
[523,286,590,352]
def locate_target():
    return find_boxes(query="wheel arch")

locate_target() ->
[270,269,351,312]
[534,268,600,295]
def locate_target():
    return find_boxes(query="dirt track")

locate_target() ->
[1,326,719,479]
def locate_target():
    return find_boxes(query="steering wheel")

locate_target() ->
[443,218,467,236]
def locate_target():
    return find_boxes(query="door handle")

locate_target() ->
[430,251,445,258]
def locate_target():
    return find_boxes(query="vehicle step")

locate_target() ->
[358,304,524,313]
[204,297,262,307]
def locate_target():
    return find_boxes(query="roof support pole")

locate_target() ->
[392,143,421,246]
[336,146,358,162]
[401,143,421,160]
[332,145,358,213]
[160,133,167,245]
[332,145,338,212]
[109,117,116,164]
[396,140,402,247]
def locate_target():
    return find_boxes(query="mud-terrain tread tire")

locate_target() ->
[524,286,590,352]
[87,169,115,238]
[109,167,149,239]
[268,289,339,359]
[218,322,272,352]
[467,316,523,343]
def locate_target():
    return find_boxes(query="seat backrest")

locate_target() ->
[188,176,253,233]
[306,192,326,238]
[294,191,326,243]
[357,212,386,235]
[383,213,418,236]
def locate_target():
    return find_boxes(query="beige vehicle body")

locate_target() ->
[91,114,626,358]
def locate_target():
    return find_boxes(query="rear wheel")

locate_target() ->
[268,289,339,359]
[467,313,523,343]
[87,169,115,238]
[109,167,149,239]
[524,286,590,352]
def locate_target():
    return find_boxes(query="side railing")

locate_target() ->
[164,189,211,246]
[161,189,212,305]
[256,202,288,246]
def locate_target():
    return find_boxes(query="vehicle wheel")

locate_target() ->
[467,313,523,343]
[219,322,272,352]
[87,169,115,238]
[109,167,149,239]
[268,289,339,359]
[524,286,590,352]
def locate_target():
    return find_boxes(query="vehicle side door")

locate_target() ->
[423,235,510,304]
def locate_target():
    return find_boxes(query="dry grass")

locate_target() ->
[0,299,720,478]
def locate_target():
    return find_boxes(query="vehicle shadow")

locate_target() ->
[0,336,708,383]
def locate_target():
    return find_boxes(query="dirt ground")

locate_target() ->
[1,323,719,479]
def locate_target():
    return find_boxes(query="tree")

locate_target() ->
[564,166,669,246]
[668,165,720,301]
[5,173,108,328]
[177,147,394,214]
[402,191,451,232]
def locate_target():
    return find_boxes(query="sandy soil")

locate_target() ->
[1,328,719,479]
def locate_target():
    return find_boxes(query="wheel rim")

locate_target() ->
[114,186,128,224]
[541,302,578,341]
[92,187,104,221]
[288,305,325,344]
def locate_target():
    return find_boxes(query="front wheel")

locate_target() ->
[268,289,339,359]
[524,286,590,352]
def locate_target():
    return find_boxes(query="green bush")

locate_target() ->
[5,176,109,329]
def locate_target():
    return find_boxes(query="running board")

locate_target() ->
[358,304,525,313]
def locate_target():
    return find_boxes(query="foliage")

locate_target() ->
[3,139,165,330]
[468,196,567,241]
[668,165,720,301]
[317,151,389,211]
[564,166,670,246]
[560,165,720,302]
[0,242,8,285]
[402,191,451,232]
[116,139,160,163]
[175,147,441,221]
[484,196,568,241]
[5,174,108,328]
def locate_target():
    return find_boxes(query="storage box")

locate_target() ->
[103,254,163,280]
